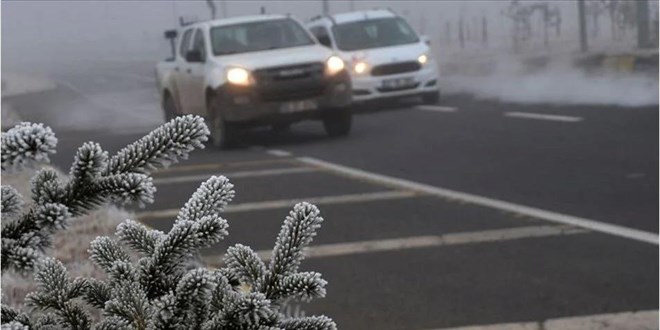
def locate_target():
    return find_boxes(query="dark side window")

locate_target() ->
[310,26,333,48]
[179,29,193,58]
[192,29,206,62]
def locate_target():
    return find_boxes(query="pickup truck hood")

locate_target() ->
[212,45,333,69]
[340,42,428,66]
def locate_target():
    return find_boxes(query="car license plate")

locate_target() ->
[381,77,416,89]
[280,100,317,113]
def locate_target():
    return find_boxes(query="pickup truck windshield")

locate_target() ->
[333,17,419,51]
[211,18,315,56]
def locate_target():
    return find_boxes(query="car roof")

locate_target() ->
[185,14,291,30]
[329,9,396,25]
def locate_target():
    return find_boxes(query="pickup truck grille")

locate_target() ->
[254,62,326,102]
[254,62,324,82]
[371,61,421,76]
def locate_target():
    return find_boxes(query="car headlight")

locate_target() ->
[226,67,252,86]
[326,56,345,75]
[353,61,368,74]
[417,54,428,65]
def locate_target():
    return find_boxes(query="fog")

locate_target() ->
[2,0,658,107]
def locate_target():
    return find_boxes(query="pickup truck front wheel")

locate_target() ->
[209,97,238,149]
[323,107,352,137]
[162,93,176,122]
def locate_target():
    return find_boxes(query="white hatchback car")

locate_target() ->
[306,9,440,104]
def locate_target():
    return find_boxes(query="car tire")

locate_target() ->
[209,97,238,149]
[323,107,352,137]
[162,93,176,122]
[422,91,440,105]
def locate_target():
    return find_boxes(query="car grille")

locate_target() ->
[371,61,421,76]
[254,62,326,102]
[376,82,420,93]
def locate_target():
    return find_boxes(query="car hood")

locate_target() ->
[340,42,428,66]
[212,44,333,70]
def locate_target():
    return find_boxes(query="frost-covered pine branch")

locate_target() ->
[3,118,335,329]
[5,175,335,329]
[1,115,209,272]
[1,122,57,172]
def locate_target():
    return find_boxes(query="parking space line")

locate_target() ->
[153,167,319,185]
[137,190,416,220]
[154,159,297,176]
[204,225,586,265]
[416,105,458,112]
[422,310,658,330]
[266,149,292,157]
[299,157,659,245]
[504,112,583,122]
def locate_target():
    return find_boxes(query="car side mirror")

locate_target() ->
[317,35,332,48]
[420,35,431,46]
[186,50,204,63]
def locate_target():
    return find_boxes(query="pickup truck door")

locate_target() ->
[185,28,208,116]
[176,28,195,114]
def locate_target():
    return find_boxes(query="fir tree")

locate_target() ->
[1,115,209,272]
[1,119,335,329]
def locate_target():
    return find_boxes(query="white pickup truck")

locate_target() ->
[155,15,352,148]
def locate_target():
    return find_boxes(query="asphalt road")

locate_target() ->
[4,61,658,330]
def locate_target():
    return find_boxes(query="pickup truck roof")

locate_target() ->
[184,14,290,30]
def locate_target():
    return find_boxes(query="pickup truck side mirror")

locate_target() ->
[186,50,204,63]
[420,35,431,46]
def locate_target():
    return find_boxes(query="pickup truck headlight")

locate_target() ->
[417,54,428,65]
[226,67,252,86]
[326,56,345,75]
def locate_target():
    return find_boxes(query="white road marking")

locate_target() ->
[153,167,319,185]
[204,225,586,265]
[416,105,458,112]
[266,149,292,157]
[298,157,659,245]
[504,112,583,122]
[424,310,658,330]
[137,190,416,219]
[154,159,295,175]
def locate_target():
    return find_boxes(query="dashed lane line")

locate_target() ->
[136,190,417,220]
[416,105,458,112]
[422,310,658,330]
[504,112,583,122]
[153,167,319,185]
[203,225,586,265]
[298,157,658,245]
[266,149,293,157]
[153,159,298,175]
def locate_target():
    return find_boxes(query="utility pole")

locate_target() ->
[577,0,588,52]
[349,0,355,11]
[322,0,329,15]
[220,0,227,18]
[206,0,217,19]
[637,0,651,48]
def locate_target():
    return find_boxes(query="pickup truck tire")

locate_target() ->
[323,107,352,137]
[422,91,440,105]
[208,97,238,149]
[162,93,176,122]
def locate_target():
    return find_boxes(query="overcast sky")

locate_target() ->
[2,0,652,70]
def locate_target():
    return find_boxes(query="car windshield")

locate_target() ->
[333,17,419,51]
[210,18,315,55]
